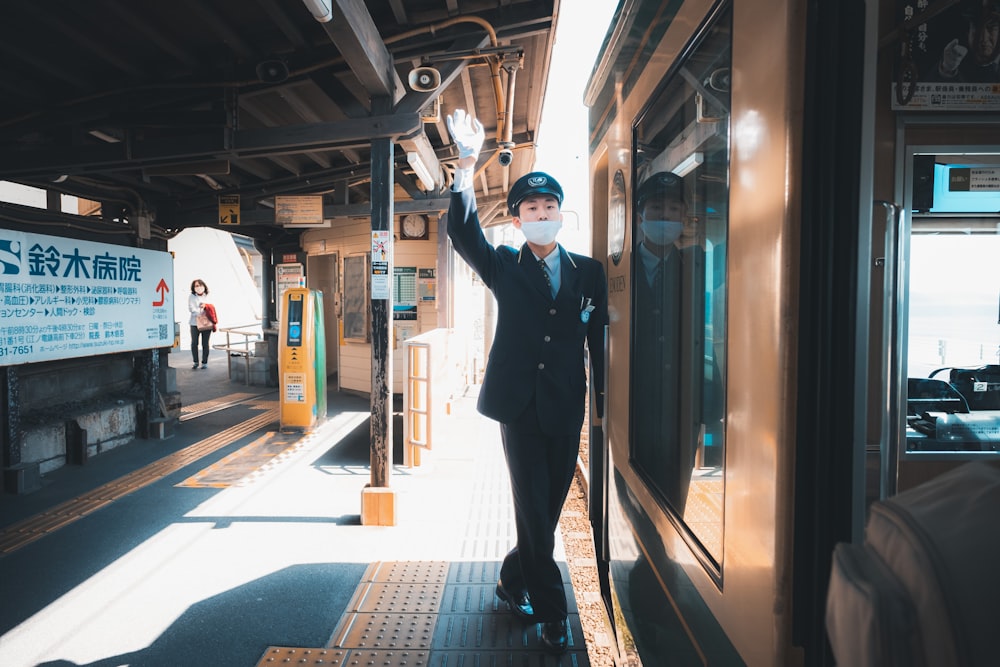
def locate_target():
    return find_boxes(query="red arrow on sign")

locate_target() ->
[153,278,170,306]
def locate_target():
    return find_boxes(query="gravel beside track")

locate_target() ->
[560,467,615,666]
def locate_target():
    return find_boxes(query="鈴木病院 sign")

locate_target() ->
[0,230,174,365]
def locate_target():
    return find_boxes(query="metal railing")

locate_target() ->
[212,323,263,385]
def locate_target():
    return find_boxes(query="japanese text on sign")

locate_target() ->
[371,230,391,300]
[0,229,174,366]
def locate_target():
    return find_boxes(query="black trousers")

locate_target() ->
[498,399,579,622]
[190,325,211,364]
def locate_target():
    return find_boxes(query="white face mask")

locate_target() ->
[640,220,684,246]
[520,219,562,245]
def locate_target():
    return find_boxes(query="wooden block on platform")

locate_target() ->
[361,485,396,526]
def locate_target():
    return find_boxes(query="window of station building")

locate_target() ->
[629,5,730,569]
[0,181,82,212]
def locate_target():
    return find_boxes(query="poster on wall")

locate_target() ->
[275,262,304,321]
[893,0,1000,110]
[418,268,436,301]
[949,165,1000,189]
[371,230,390,300]
[393,266,417,320]
[394,322,416,348]
[0,229,174,366]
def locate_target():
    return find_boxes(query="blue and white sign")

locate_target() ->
[0,230,174,366]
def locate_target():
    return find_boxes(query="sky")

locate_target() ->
[510,0,620,254]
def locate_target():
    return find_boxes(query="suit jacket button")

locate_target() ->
[544,335,551,342]
[549,308,557,315]
[538,363,545,370]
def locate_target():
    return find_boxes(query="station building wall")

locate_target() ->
[301,217,441,396]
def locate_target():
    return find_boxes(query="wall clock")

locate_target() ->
[400,213,429,240]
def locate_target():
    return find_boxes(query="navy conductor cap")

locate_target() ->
[636,171,685,208]
[507,171,564,215]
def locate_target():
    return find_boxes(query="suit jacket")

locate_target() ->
[448,188,608,435]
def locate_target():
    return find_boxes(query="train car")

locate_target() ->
[584,0,1000,665]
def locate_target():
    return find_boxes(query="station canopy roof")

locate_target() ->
[0,0,559,246]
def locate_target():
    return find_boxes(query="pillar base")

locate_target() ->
[361,485,396,526]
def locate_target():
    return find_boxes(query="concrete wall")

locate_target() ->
[22,400,137,475]
[13,353,147,477]
[19,355,133,412]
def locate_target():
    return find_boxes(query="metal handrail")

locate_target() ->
[211,323,263,384]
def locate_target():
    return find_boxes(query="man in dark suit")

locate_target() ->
[446,109,608,653]
[632,171,724,516]
[632,171,692,513]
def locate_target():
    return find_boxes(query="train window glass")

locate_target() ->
[630,7,730,566]
[905,155,1000,452]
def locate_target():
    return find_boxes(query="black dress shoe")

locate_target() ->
[495,580,534,622]
[540,619,568,653]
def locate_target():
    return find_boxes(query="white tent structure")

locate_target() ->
[168,227,263,359]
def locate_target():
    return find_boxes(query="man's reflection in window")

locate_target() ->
[632,171,708,515]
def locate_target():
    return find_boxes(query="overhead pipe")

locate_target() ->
[289,10,520,168]
[496,59,518,167]
[385,16,508,151]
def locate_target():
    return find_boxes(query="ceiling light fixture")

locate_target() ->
[673,152,704,177]
[301,0,333,22]
[88,130,120,143]
[407,151,436,191]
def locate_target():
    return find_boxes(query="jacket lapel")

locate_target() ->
[557,246,580,300]
[518,243,553,299]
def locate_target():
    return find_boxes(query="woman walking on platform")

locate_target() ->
[188,278,216,369]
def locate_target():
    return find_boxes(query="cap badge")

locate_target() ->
[527,176,548,187]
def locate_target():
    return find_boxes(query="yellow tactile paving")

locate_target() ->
[257,646,350,665]
[0,408,278,555]
[179,392,265,420]
[176,431,302,488]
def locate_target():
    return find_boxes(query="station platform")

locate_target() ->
[0,356,597,666]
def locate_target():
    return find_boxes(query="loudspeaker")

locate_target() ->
[408,67,441,93]
[256,59,289,84]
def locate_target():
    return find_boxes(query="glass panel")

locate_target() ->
[629,8,730,566]
[905,157,1000,453]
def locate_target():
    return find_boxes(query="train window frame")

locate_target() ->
[898,147,1000,459]
[627,2,731,573]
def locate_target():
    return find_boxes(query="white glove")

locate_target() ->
[939,38,968,77]
[452,165,474,192]
[446,109,484,160]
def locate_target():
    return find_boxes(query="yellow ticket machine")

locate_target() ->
[279,287,327,431]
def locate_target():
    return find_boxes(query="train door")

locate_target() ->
[882,122,1000,496]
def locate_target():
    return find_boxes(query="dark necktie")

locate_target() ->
[538,258,554,297]
[653,260,667,294]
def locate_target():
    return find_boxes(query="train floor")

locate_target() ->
[0,357,591,666]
